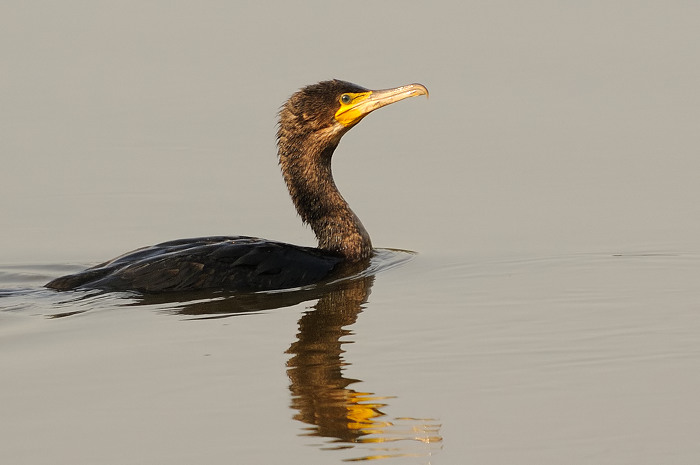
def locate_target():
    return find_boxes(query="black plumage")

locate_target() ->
[46,80,427,293]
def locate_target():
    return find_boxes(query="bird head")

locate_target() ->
[278,80,428,148]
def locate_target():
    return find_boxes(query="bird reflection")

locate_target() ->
[287,275,376,442]
[286,274,442,460]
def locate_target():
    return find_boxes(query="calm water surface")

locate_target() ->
[2,250,699,463]
[3,2,700,464]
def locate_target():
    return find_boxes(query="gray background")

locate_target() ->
[2,2,699,464]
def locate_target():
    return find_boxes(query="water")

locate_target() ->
[2,1,700,463]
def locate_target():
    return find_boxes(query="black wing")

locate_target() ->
[46,236,343,293]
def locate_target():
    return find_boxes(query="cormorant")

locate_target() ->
[45,80,428,293]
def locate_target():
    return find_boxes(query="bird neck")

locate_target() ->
[278,135,372,261]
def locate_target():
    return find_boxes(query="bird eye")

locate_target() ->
[340,94,352,105]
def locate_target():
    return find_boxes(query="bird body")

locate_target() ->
[46,236,343,293]
[46,80,428,293]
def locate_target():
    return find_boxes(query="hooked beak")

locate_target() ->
[335,83,429,127]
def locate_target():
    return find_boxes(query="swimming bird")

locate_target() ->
[45,80,428,293]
